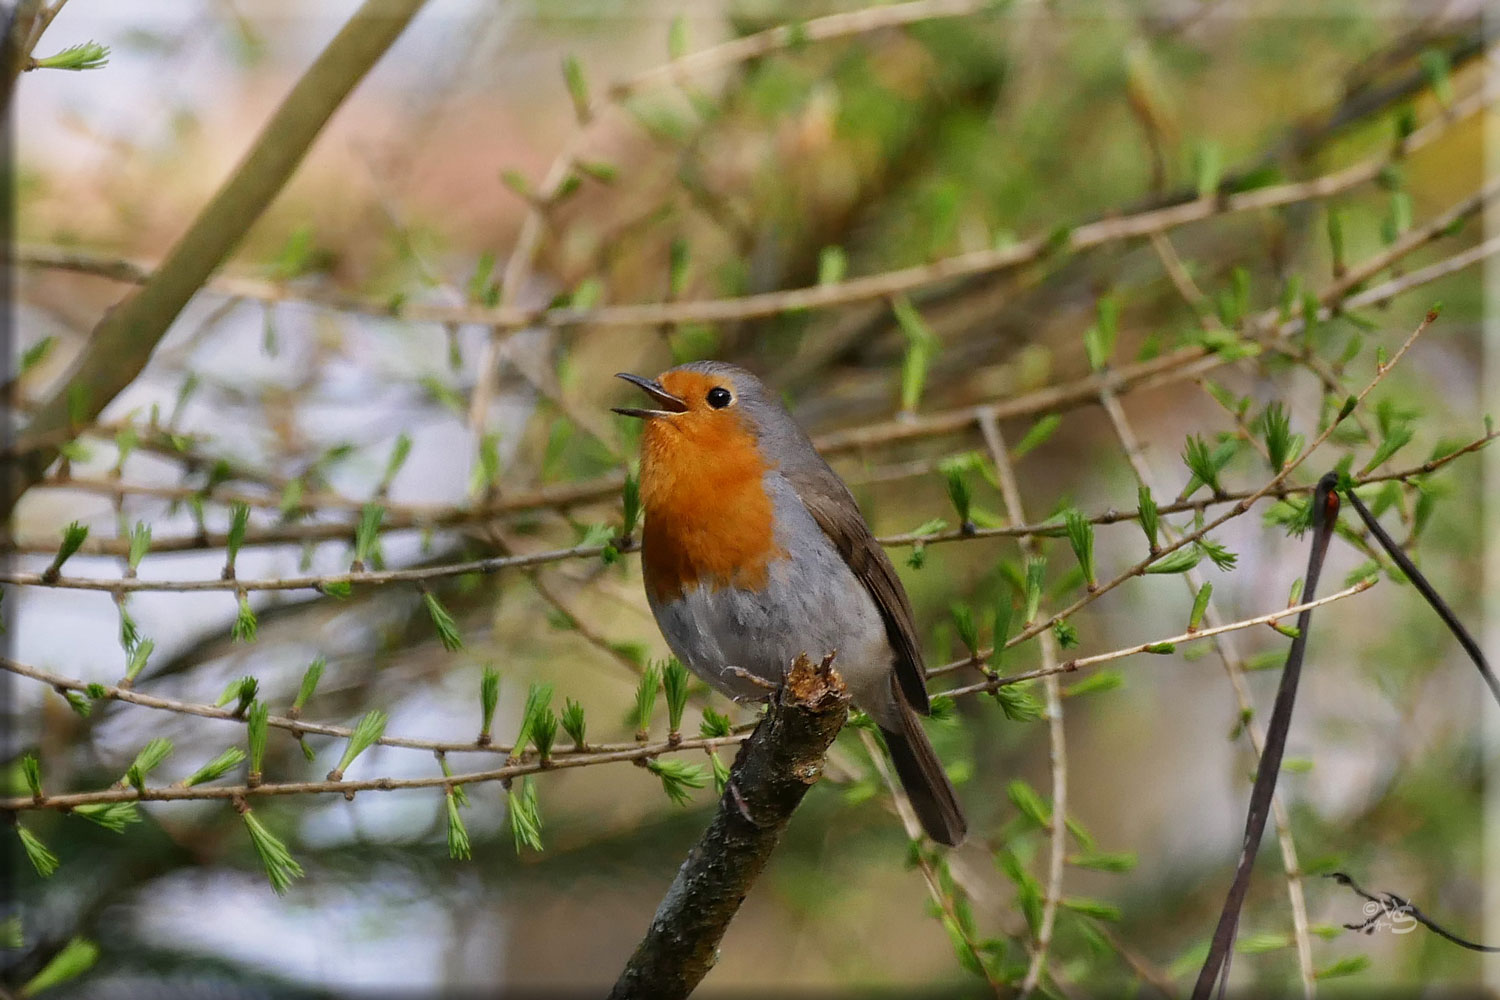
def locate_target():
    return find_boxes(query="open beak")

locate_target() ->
[612,372,688,418]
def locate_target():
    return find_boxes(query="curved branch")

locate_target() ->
[4,431,1491,596]
[608,654,849,1000]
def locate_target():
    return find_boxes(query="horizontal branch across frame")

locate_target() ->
[0,580,1375,813]
[12,208,1495,564]
[13,89,1483,336]
[4,434,1489,594]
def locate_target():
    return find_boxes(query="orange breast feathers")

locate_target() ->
[637,387,783,604]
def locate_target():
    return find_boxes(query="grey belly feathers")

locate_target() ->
[646,471,898,727]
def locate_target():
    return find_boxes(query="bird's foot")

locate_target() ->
[723,665,778,702]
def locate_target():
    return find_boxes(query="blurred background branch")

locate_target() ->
[2,0,430,520]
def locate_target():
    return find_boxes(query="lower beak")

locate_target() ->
[613,372,688,418]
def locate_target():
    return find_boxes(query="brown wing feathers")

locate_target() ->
[789,474,932,716]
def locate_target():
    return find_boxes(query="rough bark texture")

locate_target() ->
[608,653,850,1000]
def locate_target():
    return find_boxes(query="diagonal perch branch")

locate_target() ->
[608,653,850,1000]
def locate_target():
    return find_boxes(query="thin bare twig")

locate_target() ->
[1068,580,1373,675]
[0,655,753,761]
[939,583,1375,697]
[995,307,1438,664]
[6,427,1490,595]
[12,425,1492,562]
[1097,386,1319,998]
[0,582,1375,814]
[859,728,1007,998]
[977,412,1067,998]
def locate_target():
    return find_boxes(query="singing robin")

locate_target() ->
[614,361,967,846]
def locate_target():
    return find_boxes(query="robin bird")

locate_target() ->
[614,360,967,846]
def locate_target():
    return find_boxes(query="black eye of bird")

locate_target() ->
[706,386,732,409]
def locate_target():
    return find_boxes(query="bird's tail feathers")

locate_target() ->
[880,697,967,847]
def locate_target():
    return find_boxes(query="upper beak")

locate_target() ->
[612,372,688,418]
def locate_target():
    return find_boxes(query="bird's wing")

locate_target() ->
[783,462,931,715]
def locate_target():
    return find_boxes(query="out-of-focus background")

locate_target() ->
[5,0,1497,996]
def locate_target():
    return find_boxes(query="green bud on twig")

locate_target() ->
[707,749,730,794]
[231,593,257,643]
[939,456,975,532]
[246,700,269,786]
[1012,414,1062,459]
[512,683,555,762]
[647,757,708,806]
[1062,509,1096,590]
[1181,434,1235,498]
[127,522,152,572]
[240,804,304,895]
[379,434,412,495]
[1259,402,1299,474]
[1146,547,1203,574]
[620,472,642,541]
[290,657,325,717]
[422,590,463,651]
[352,503,384,571]
[216,676,258,716]
[18,827,58,877]
[223,503,250,579]
[1083,296,1118,371]
[1008,779,1052,827]
[21,752,41,800]
[329,710,387,781]
[699,707,732,739]
[477,666,500,746]
[436,753,468,807]
[1023,557,1046,626]
[182,747,246,788]
[1189,582,1213,631]
[122,737,173,792]
[1064,670,1125,697]
[949,604,979,658]
[73,802,140,832]
[561,698,587,750]
[662,660,690,738]
[1053,620,1079,648]
[633,663,662,740]
[994,684,1044,722]
[32,42,110,71]
[42,522,88,583]
[508,778,543,853]
[1137,485,1160,552]
[445,787,471,861]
